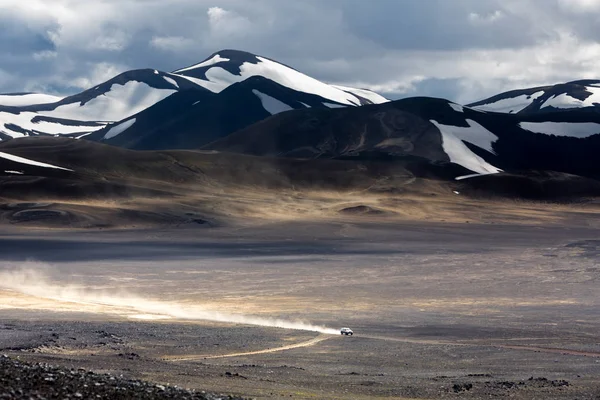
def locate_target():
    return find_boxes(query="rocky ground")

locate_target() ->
[0,355,246,400]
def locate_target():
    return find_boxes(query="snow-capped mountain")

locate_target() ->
[0,49,388,142]
[2,49,600,183]
[205,96,600,180]
[468,80,600,114]
[87,75,366,150]
[0,69,201,140]
[172,49,388,105]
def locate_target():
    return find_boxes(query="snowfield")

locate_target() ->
[104,118,137,140]
[0,81,176,138]
[252,90,293,115]
[0,111,106,137]
[0,93,63,107]
[47,81,176,122]
[174,54,231,74]
[430,119,498,154]
[519,122,600,138]
[541,86,600,109]
[0,151,72,171]
[163,76,179,89]
[455,172,500,181]
[330,85,389,105]
[448,102,464,113]
[430,120,502,175]
[175,54,387,106]
[323,102,346,109]
[472,91,544,113]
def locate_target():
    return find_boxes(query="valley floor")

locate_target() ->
[0,220,599,399]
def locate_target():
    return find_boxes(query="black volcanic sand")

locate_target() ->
[1,221,600,399]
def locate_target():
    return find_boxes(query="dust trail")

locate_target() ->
[0,267,339,335]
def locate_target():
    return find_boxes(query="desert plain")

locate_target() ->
[0,214,599,399]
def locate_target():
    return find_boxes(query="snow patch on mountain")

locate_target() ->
[455,171,499,181]
[0,111,105,137]
[448,102,464,113]
[323,102,346,109]
[0,80,173,138]
[252,90,293,115]
[163,76,179,89]
[104,118,137,140]
[47,81,176,122]
[331,85,389,104]
[174,54,387,106]
[472,91,544,113]
[175,54,230,74]
[541,87,600,109]
[519,122,600,138]
[431,120,502,175]
[0,93,63,107]
[431,119,498,154]
[0,151,72,171]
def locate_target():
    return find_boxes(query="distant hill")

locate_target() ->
[468,80,600,114]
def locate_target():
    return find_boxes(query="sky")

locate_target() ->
[1,0,600,103]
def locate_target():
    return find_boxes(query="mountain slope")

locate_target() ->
[0,137,597,229]
[87,76,368,150]
[468,80,600,114]
[205,97,600,180]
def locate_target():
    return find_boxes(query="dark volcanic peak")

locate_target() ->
[89,75,352,150]
[469,80,600,114]
[205,96,600,180]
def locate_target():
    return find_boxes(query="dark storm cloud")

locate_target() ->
[1,0,600,103]
[335,0,545,51]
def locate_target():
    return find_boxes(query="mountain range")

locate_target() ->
[0,50,385,144]
[0,49,598,227]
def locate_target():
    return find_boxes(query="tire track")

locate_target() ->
[165,334,331,362]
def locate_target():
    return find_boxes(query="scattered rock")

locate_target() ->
[452,383,473,392]
[223,372,247,380]
[0,356,248,399]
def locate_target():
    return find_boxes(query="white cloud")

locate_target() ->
[89,31,129,51]
[206,6,253,39]
[150,36,196,52]
[468,10,504,24]
[70,62,127,90]
[0,69,14,90]
[558,0,600,13]
[33,50,58,61]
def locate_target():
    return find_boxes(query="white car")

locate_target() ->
[340,327,353,336]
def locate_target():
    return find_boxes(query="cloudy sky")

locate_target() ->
[1,0,600,103]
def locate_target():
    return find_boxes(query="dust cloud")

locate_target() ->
[0,266,339,335]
